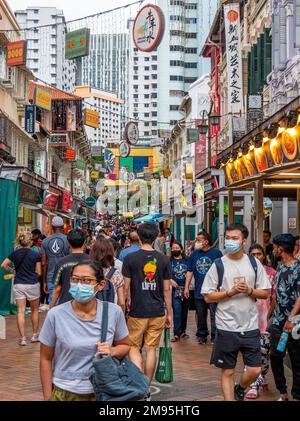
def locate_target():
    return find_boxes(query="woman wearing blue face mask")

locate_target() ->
[39,260,130,401]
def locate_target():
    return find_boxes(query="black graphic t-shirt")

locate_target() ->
[53,253,90,304]
[41,234,70,283]
[122,249,172,318]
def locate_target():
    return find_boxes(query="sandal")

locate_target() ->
[180,333,190,339]
[171,336,180,342]
[245,387,259,400]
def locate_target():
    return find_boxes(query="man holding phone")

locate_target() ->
[201,223,271,401]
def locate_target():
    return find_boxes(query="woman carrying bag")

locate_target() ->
[40,260,130,401]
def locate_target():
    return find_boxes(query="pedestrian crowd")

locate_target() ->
[1,217,300,401]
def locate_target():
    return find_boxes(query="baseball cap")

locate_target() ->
[52,216,64,228]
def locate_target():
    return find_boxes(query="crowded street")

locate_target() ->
[0,0,300,410]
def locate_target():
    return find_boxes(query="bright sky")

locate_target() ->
[8,0,135,21]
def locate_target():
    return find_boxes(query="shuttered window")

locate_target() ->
[296,0,300,48]
[248,29,272,94]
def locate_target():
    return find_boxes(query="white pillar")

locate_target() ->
[244,194,252,251]
[282,197,289,232]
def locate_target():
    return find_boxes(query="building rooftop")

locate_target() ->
[74,86,125,104]
[29,81,81,101]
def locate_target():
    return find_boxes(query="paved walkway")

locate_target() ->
[0,312,292,401]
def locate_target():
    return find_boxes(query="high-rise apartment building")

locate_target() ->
[74,86,124,148]
[15,7,76,92]
[157,0,218,129]
[128,0,218,140]
[76,33,129,101]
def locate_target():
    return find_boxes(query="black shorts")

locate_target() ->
[211,329,261,369]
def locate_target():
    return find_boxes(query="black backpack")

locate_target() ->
[97,267,116,303]
[214,254,258,291]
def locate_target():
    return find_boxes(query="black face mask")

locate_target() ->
[172,251,181,258]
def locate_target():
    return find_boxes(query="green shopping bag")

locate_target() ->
[155,328,173,383]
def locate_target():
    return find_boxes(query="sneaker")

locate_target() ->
[143,391,151,401]
[31,333,39,343]
[19,336,27,346]
[198,338,207,345]
[234,384,245,401]
[277,395,289,401]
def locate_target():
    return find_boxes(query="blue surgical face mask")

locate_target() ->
[69,283,97,303]
[224,240,242,254]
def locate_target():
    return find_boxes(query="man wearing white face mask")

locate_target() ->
[201,223,271,401]
[184,232,222,344]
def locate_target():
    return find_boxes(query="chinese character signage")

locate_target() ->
[25,105,36,134]
[65,148,76,160]
[133,4,165,52]
[34,87,52,111]
[50,134,69,147]
[7,41,27,67]
[224,4,243,115]
[125,122,139,145]
[119,142,130,158]
[60,191,72,212]
[67,105,77,131]
[65,28,90,60]
[187,128,199,144]
[84,109,99,129]
[43,191,59,209]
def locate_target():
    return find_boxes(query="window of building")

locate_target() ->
[152,74,157,79]
[145,57,150,61]
[170,45,185,52]
[186,18,197,24]
[144,66,150,71]
[184,77,197,84]
[145,103,150,108]
[170,75,184,81]
[151,93,157,98]
[169,90,185,97]
[152,130,157,135]
[185,33,197,39]
[170,60,184,67]
[144,94,150,99]
[170,105,180,111]
[185,47,197,54]
[133,85,138,89]
[33,9,39,13]
[145,75,150,80]
[152,83,157,89]
[144,113,150,117]
[185,3,197,9]
[144,131,150,136]
[170,120,177,126]
[170,15,184,22]
[133,75,138,80]
[134,57,138,61]
[152,65,157,70]
[152,55,157,61]
[152,121,157,126]
[134,66,138,71]
[133,94,138,98]
[145,85,149,89]
[185,62,198,68]
[152,103,157,107]
[152,111,157,117]
[170,30,185,37]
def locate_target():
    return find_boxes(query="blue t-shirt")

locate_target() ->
[171,258,189,287]
[8,248,41,285]
[187,248,223,299]
[118,244,141,262]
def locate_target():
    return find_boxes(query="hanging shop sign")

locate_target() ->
[247,94,263,132]
[49,133,69,147]
[84,109,99,129]
[75,160,86,170]
[43,190,59,209]
[119,142,131,158]
[91,170,99,180]
[125,121,139,145]
[60,191,72,212]
[65,148,76,160]
[85,196,96,207]
[34,87,52,111]
[25,105,36,134]
[133,4,165,52]
[104,149,115,173]
[91,146,102,156]
[185,163,194,180]
[7,40,27,67]
[67,105,77,131]
[224,3,243,116]
[65,28,90,60]
[224,126,300,185]
[187,128,199,145]
[19,182,42,205]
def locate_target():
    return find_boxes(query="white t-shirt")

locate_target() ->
[201,254,271,332]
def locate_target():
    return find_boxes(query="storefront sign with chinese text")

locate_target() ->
[65,28,90,59]
[49,134,69,147]
[7,40,27,67]
[133,4,165,52]
[224,3,243,115]
[60,191,72,212]
[19,182,42,205]
[84,109,99,129]
[34,87,52,111]
[43,191,59,209]
[65,148,76,160]
[125,122,139,145]
[25,105,36,134]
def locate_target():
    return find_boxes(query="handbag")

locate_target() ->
[155,328,174,383]
[90,301,149,401]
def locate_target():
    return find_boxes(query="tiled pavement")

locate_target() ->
[0,312,292,401]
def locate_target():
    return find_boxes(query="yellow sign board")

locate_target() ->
[84,109,99,129]
[34,87,52,111]
[91,170,99,180]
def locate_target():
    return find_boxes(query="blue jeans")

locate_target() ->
[172,292,190,337]
[194,298,216,341]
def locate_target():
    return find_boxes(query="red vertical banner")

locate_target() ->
[61,191,72,212]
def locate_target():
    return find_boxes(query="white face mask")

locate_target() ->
[194,242,203,250]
